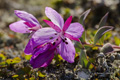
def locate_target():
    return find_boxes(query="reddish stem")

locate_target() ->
[82,42,120,49]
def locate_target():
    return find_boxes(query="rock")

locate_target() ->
[97,53,105,58]
[115,54,120,60]
[109,55,115,62]
[78,70,90,79]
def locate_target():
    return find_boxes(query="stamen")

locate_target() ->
[65,38,67,40]
[62,39,65,42]
[53,42,55,45]
[65,42,68,44]
[55,33,57,35]
[50,37,53,39]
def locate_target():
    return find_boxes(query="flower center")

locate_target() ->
[59,30,65,39]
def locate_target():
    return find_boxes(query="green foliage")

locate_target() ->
[114,37,120,46]
[0,53,6,61]
[6,57,21,64]
[16,67,31,75]
[38,71,46,78]
[79,49,94,69]
[79,9,91,43]
[25,55,32,60]
[79,9,91,25]
[99,12,109,28]
[12,75,19,79]
[54,54,63,66]
[94,26,113,45]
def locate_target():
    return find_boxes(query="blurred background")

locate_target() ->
[0,0,120,79]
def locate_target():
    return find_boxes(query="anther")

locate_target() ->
[55,33,57,35]
[65,42,68,44]
[50,37,53,39]
[62,39,65,42]
[53,42,56,45]
[65,38,67,40]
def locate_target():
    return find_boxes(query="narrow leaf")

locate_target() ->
[38,71,46,77]
[79,49,94,69]
[94,26,113,45]
[79,9,91,42]
[99,12,109,28]
[12,75,19,78]
[79,50,87,68]
[79,9,91,25]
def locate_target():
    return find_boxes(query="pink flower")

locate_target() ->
[9,10,42,55]
[31,7,84,63]
[9,10,41,33]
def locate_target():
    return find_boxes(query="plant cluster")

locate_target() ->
[0,7,120,80]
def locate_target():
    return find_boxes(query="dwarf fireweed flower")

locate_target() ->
[31,7,84,63]
[9,10,42,55]
[9,10,41,33]
[8,10,61,68]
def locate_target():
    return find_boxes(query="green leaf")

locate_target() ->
[79,9,91,42]
[79,49,94,69]
[94,26,113,45]
[12,57,21,64]
[0,61,6,67]
[25,55,32,60]
[99,12,109,28]
[12,75,19,78]
[38,71,46,78]
[6,59,13,64]
[54,54,63,65]
[79,9,91,25]
[6,57,21,64]
[79,50,88,67]
[80,32,86,43]
[0,54,6,61]
[29,77,35,80]
[114,37,120,46]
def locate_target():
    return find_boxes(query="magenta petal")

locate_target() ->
[45,7,64,28]
[64,33,80,41]
[24,39,33,55]
[66,22,84,38]
[43,20,61,32]
[24,22,35,28]
[9,20,30,33]
[30,49,54,68]
[58,38,75,63]
[14,10,41,27]
[40,56,54,67]
[63,16,72,31]
[32,43,51,59]
[32,28,58,47]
